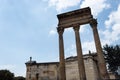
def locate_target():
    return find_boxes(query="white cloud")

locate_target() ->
[80,0,110,16]
[105,5,120,28]
[82,41,96,54]
[65,44,76,57]
[65,41,96,57]
[49,29,57,35]
[80,25,90,33]
[49,0,81,12]
[80,25,85,33]
[103,4,120,43]
[65,27,73,32]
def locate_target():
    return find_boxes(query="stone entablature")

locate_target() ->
[57,7,93,28]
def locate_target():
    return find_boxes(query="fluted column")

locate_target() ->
[57,27,66,80]
[90,19,109,80]
[73,25,86,80]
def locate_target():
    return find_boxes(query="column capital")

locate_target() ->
[57,27,64,35]
[73,25,80,32]
[90,19,97,29]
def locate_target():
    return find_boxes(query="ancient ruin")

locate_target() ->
[25,7,110,80]
[57,7,109,80]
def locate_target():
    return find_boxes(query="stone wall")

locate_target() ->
[25,54,99,80]
[65,55,99,80]
[26,62,59,80]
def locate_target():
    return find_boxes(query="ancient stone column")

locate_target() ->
[90,19,109,80]
[73,25,86,80]
[57,27,66,80]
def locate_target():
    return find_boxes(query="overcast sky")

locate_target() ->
[0,0,120,77]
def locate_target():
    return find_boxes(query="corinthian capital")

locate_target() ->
[90,19,98,29]
[57,27,64,35]
[73,24,80,32]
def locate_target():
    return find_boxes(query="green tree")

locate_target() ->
[0,69,14,80]
[103,44,120,74]
[14,76,25,80]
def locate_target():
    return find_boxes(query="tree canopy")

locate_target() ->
[0,69,14,80]
[103,44,120,74]
[0,69,25,80]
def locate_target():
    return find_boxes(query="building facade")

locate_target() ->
[25,53,101,80]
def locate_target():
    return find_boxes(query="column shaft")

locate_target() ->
[57,27,66,80]
[90,19,109,79]
[73,26,86,80]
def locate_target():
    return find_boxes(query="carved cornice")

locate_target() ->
[57,7,91,19]
[57,7,93,28]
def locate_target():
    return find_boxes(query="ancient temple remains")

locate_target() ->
[57,7,109,80]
